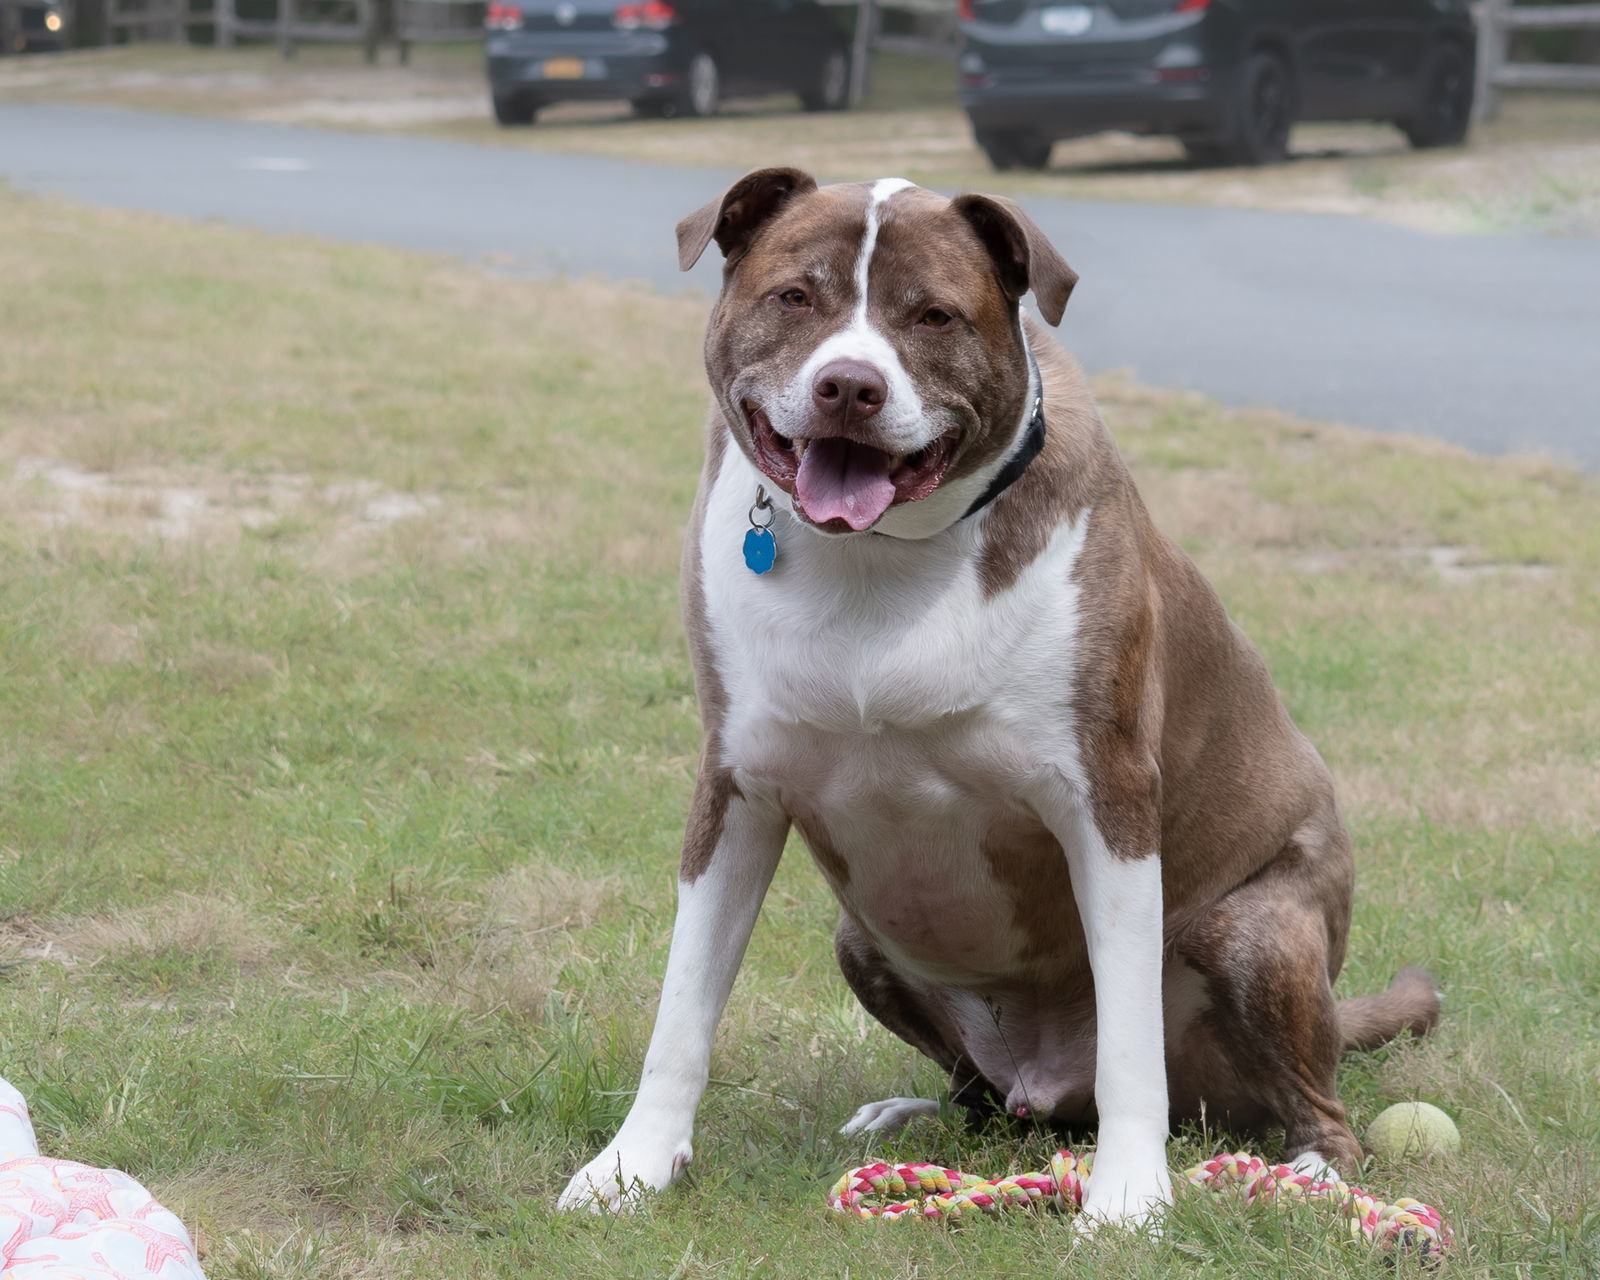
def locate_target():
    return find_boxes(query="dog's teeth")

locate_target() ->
[888,453,907,471]
[794,439,809,458]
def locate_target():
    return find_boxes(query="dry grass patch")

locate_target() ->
[2,456,464,566]
[51,893,278,977]
[436,863,627,1019]
[0,43,486,124]
[161,1160,348,1278]
[1342,753,1599,836]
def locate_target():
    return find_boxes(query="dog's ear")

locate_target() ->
[676,167,819,272]
[950,194,1078,326]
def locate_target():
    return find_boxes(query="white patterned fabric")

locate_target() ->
[0,1077,206,1279]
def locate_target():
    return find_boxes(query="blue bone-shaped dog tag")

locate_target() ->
[743,527,777,575]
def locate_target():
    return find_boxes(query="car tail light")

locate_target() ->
[484,1,522,30]
[614,0,677,30]
[1175,0,1211,10]
[957,0,975,19]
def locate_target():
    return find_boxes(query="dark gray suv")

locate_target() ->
[959,0,1477,168]
[484,0,851,126]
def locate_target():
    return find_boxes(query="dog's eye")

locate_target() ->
[919,308,954,329]
[777,288,809,309]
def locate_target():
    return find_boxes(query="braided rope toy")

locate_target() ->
[828,1149,1452,1263]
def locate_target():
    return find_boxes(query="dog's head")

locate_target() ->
[678,169,1077,538]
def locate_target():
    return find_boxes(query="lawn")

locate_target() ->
[0,186,1596,1279]
[3,43,1600,236]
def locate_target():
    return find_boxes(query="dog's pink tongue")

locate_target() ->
[795,438,896,530]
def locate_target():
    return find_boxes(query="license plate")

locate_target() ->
[1040,5,1093,36]
[541,57,586,79]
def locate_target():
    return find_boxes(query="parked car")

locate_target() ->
[484,0,852,126]
[958,0,1477,169]
[0,0,68,53]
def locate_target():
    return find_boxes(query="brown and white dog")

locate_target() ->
[558,169,1440,1225]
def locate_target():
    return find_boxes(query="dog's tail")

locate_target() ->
[1337,966,1441,1052]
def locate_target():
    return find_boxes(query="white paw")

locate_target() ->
[838,1096,940,1137]
[1076,1149,1172,1235]
[556,1137,692,1214]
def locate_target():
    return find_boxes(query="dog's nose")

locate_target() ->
[812,359,887,423]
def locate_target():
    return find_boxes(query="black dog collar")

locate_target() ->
[961,351,1046,522]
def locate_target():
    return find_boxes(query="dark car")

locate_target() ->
[484,0,852,126]
[959,0,1477,168]
[0,0,68,53]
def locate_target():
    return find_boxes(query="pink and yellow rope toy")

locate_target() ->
[829,1149,1452,1263]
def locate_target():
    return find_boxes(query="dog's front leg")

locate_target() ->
[1031,780,1172,1231]
[558,770,787,1212]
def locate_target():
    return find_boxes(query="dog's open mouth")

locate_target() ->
[746,405,958,533]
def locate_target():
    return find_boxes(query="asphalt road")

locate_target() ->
[3,104,1597,464]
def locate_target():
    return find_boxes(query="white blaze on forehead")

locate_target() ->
[768,178,928,453]
[854,178,915,305]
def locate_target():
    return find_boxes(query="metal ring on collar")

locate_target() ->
[749,485,775,530]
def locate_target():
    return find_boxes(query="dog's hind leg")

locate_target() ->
[1176,817,1363,1174]
[834,914,998,1135]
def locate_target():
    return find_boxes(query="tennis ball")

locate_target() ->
[1364,1102,1461,1160]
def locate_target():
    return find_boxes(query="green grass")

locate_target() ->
[0,189,1597,1279]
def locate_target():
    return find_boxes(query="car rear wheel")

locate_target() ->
[1401,44,1473,149]
[977,131,1052,172]
[492,93,539,127]
[801,48,850,112]
[678,51,721,119]
[1198,51,1293,166]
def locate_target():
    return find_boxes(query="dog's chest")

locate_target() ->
[699,450,1093,979]
[702,450,1090,734]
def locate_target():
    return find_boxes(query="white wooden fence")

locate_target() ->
[104,0,187,40]
[1475,0,1600,119]
[394,0,481,63]
[212,0,377,59]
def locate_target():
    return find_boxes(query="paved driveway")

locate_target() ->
[3,104,1596,464]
